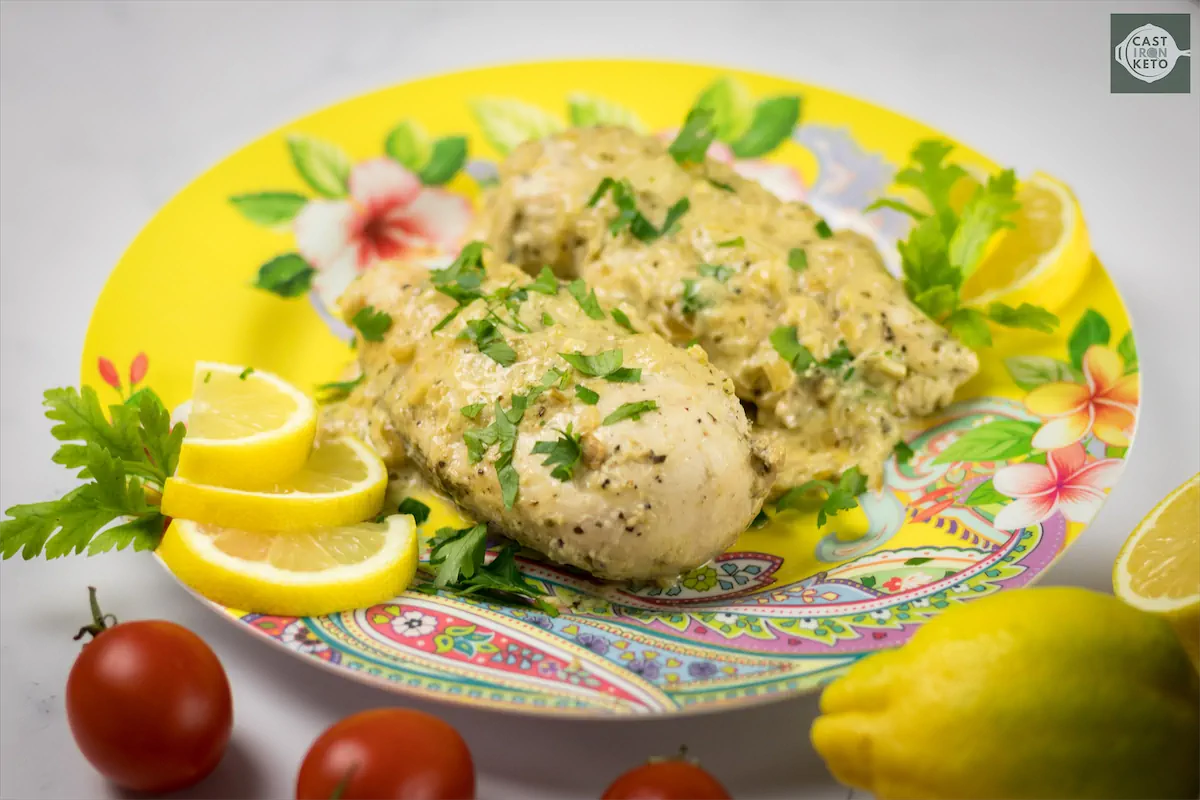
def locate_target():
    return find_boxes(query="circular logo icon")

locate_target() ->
[1115,23,1192,84]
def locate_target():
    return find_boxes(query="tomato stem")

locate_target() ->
[73,586,119,641]
[329,764,358,799]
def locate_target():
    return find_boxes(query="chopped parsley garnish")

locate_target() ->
[351,306,393,342]
[717,236,745,248]
[496,457,519,508]
[203,371,212,384]
[788,248,808,272]
[602,400,659,426]
[315,373,365,403]
[610,308,636,332]
[567,279,606,320]
[866,140,1058,345]
[698,263,734,282]
[749,509,771,529]
[458,319,517,367]
[396,497,431,525]
[524,267,559,296]
[668,107,717,164]
[253,253,315,298]
[574,385,599,404]
[238,367,255,380]
[531,424,582,481]
[587,177,690,242]
[893,440,914,466]
[770,327,856,377]
[707,177,735,192]
[541,312,555,326]
[419,524,554,614]
[1,387,184,559]
[460,403,485,419]
[775,467,867,527]
[680,279,711,315]
[430,242,488,331]
[769,326,815,373]
[560,350,642,384]
[814,219,833,239]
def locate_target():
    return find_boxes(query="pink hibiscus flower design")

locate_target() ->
[992,443,1122,531]
[293,158,471,303]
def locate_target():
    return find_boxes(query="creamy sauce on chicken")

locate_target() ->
[477,126,978,490]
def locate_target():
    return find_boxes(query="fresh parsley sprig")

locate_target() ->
[532,424,582,481]
[867,139,1059,346]
[418,524,555,614]
[1,387,185,559]
[775,467,867,528]
[770,327,856,378]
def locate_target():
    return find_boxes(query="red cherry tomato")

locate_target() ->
[296,708,475,799]
[65,587,232,793]
[602,755,730,800]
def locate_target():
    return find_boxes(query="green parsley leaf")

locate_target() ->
[464,424,499,463]
[531,424,583,481]
[610,308,636,332]
[560,349,623,377]
[461,403,485,419]
[524,267,559,296]
[605,368,642,383]
[602,400,659,426]
[821,341,856,371]
[669,107,717,164]
[567,279,606,320]
[892,139,967,236]
[986,302,1059,334]
[893,440,914,466]
[253,253,316,298]
[351,306,393,342]
[950,170,1019,279]
[541,312,555,326]
[946,307,992,348]
[315,374,365,404]
[574,385,600,405]
[430,241,488,309]
[680,279,710,314]
[587,178,690,243]
[238,367,255,380]
[749,509,771,529]
[814,219,833,239]
[717,236,745,248]
[396,497,431,525]
[707,178,735,192]
[458,319,517,367]
[428,524,488,586]
[698,263,735,282]
[775,467,866,527]
[770,326,816,373]
[788,248,808,272]
[496,456,519,508]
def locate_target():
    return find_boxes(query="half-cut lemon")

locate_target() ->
[162,436,386,531]
[960,172,1091,311]
[176,362,316,488]
[1114,473,1200,666]
[158,514,417,616]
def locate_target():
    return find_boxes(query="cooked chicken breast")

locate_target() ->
[333,252,775,580]
[476,126,979,490]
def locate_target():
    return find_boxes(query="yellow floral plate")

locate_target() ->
[85,60,1139,717]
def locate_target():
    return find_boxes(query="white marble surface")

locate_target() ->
[1,2,1197,798]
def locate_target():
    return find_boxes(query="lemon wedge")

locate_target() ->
[1114,473,1200,666]
[158,515,417,616]
[176,362,317,488]
[960,172,1091,311]
[162,436,387,531]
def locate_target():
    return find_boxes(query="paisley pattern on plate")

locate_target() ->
[84,61,1140,716]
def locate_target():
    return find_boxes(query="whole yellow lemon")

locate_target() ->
[811,587,1199,799]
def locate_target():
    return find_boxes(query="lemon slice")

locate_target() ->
[158,515,417,616]
[960,172,1091,310]
[176,362,317,488]
[1113,473,1199,666]
[162,436,387,531]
